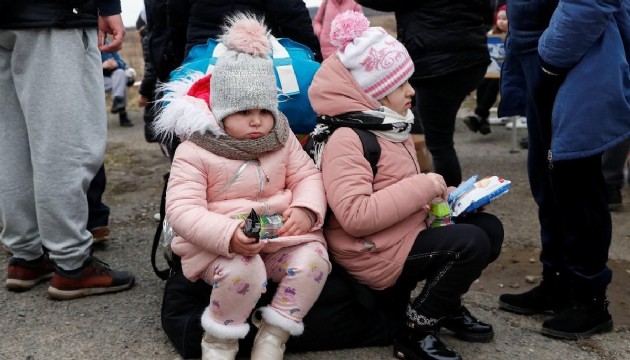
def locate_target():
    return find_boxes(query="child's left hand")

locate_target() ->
[277,207,315,237]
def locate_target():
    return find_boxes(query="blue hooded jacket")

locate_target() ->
[501,0,630,160]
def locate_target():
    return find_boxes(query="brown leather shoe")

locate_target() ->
[47,256,135,300]
[6,255,55,291]
[89,226,110,244]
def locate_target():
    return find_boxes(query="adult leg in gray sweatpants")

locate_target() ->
[0,28,106,271]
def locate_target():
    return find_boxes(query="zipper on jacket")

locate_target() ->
[547,150,554,170]
[254,159,267,200]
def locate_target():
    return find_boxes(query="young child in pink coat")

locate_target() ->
[312,0,363,59]
[153,14,330,360]
[308,11,504,360]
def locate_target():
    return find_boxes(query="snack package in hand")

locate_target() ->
[449,175,511,217]
[233,210,284,241]
[242,209,261,242]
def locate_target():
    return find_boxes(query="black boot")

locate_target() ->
[111,96,126,114]
[393,322,462,360]
[463,115,481,133]
[478,117,491,135]
[541,295,613,340]
[119,112,134,127]
[393,307,461,360]
[439,306,493,342]
[499,273,569,315]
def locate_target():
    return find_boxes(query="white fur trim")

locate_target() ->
[201,307,250,339]
[259,306,304,336]
[152,71,225,140]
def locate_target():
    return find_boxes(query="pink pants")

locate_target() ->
[202,241,330,327]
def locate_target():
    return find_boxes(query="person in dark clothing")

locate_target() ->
[166,0,323,63]
[498,0,630,340]
[357,0,492,187]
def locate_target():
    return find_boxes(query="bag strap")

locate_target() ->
[204,36,300,95]
[352,128,381,177]
[151,172,171,280]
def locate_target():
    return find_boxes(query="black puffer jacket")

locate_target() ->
[357,0,492,79]
[0,0,120,29]
[167,0,322,63]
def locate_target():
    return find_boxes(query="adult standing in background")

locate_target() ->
[498,0,630,339]
[357,0,493,186]
[167,0,323,64]
[0,0,135,299]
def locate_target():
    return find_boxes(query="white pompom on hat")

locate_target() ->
[330,11,414,100]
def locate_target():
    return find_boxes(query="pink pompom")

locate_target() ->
[220,13,271,56]
[329,11,370,51]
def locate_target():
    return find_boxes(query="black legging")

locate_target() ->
[410,65,488,186]
[378,212,503,326]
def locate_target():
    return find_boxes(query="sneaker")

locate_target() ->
[606,185,622,212]
[505,116,527,129]
[499,281,569,315]
[88,226,110,244]
[47,256,135,300]
[541,297,613,340]
[6,255,55,291]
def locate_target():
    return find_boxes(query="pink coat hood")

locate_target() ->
[309,55,441,290]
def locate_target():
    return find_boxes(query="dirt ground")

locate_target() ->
[1,27,629,360]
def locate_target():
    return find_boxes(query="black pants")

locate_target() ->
[382,212,503,327]
[474,78,500,119]
[87,164,110,230]
[410,65,488,186]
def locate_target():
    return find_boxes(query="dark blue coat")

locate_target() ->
[501,0,630,160]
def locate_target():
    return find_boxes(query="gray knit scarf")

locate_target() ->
[189,112,290,160]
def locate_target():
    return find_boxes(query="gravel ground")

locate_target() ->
[1,105,629,360]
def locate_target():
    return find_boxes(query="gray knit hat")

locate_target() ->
[211,14,280,124]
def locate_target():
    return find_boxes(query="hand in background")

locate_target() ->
[277,207,314,237]
[138,95,148,107]
[98,14,125,53]
[229,224,264,256]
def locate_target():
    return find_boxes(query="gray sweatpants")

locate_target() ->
[0,28,107,270]
[103,67,128,107]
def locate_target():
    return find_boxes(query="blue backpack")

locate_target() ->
[169,36,320,134]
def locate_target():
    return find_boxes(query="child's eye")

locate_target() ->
[238,110,250,116]
[261,110,272,115]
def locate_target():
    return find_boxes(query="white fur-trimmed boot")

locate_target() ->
[251,307,303,360]
[200,307,249,360]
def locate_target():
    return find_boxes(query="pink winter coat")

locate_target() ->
[167,135,328,281]
[308,56,441,290]
[312,0,363,59]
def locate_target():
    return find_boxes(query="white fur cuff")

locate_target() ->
[260,306,304,336]
[201,307,250,339]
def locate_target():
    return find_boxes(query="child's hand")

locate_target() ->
[425,173,447,200]
[229,224,264,256]
[277,207,314,237]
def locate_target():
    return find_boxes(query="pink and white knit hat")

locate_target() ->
[330,11,414,100]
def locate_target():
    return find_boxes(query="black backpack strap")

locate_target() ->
[152,172,171,280]
[352,128,381,177]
